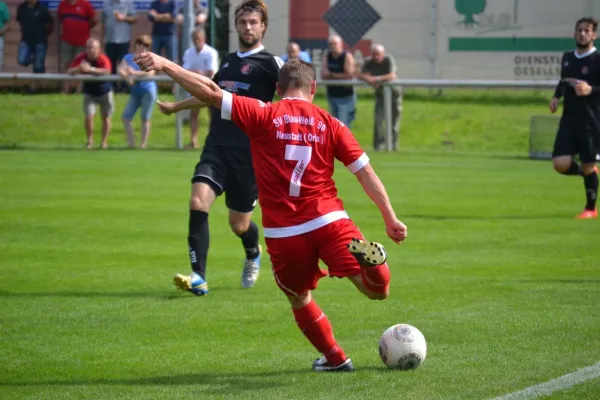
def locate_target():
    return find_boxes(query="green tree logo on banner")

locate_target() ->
[455,0,487,27]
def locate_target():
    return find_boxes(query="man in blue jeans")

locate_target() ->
[16,0,53,90]
[148,0,178,61]
[321,35,356,128]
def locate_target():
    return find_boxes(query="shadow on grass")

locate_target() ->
[514,279,600,284]
[404,214,557,221]
[0,290,221,301]
[0,366,391,390]
[0,371,297,394]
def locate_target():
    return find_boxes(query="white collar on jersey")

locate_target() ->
[282,97,309,102]
[237,46,265,58]
[574,47,597,59]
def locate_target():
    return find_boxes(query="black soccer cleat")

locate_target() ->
[312,356,355,372]
[347,238,387,267]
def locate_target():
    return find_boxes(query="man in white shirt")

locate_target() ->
[181,27,219,148]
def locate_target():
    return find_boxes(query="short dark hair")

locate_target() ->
[234,0,268,31]
[278,60,316,93]
[576,17,598,32]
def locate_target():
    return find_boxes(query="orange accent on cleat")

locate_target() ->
[575,209,598,219]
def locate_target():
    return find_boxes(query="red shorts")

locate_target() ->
[265,218,365,296]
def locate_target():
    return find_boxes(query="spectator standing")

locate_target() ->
[67,37,113,149]
[360,44,402,151]
[58,0,96,93]
[321,35,356,128]
[0,1,10,71]
[177,0,208,28]
[117,34,157,149]
[175,0,208,59]
[181,28,218,148]
[102,0,137,92]
[281,41,311,64]
[16,0,53,82]
[148,0,178,61]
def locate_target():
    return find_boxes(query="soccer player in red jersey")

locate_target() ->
[135,53,408,372]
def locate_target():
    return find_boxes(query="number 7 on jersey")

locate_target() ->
[285,145,312,197]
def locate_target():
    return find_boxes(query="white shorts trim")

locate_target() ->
[192,174,224,191]
[263,210,349,238]
[272,266,299,296]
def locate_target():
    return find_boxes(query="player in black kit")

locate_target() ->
[156,0,283,294]
[550,17,600,219]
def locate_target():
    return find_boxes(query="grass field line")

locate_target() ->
[491,361,600,400]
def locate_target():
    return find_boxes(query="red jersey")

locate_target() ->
[58,0,95,46]
[70,52,112,96]
[223,92,369,238]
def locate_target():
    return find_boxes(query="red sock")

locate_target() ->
[292,300,347,366]
[361,263,390,293]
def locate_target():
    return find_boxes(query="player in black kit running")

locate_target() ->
[157,0,283,294]
[550,17,600,219]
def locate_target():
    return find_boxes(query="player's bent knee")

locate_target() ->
[228,212,251,236]
[189,183,216,211]
[287,292,312,309]
[582,164,596,175]
[229,219,250,236]
[552,158,571,174]
[189,195,211,212]
[366,288,389,301]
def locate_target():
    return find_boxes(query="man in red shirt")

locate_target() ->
[58,0,96,93]
[68,37,113,149]
[136,53,407,372]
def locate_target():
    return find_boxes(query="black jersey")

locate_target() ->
[207,47,282,147]
[555,48,600,130]
[326,51,353,98]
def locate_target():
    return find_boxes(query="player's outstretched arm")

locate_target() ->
[354,164,407,244]
[156,97,209,115]
[134,52,223,108]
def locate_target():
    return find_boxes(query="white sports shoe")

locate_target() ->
[240,245,261,289]
[312,356,355,372]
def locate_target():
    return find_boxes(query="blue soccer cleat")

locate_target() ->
[173,272,208,296]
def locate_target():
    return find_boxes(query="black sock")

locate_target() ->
[584,171,598,210]
[188,210,209,279]
[565,161,582,176]
[238,220,260,260]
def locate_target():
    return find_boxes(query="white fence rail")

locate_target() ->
[0,73,558,150]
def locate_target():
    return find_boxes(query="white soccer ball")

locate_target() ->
[378,324,427,370]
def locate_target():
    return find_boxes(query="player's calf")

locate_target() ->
[347,238,390,300]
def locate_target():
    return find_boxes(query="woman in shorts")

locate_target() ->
[118,35,158,149]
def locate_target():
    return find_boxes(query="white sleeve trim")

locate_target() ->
[274,55,284,69]
[346,152,370,173]
[221,91,233,120]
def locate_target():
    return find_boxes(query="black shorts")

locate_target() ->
[552,120,600,163]
[191,145,258,213]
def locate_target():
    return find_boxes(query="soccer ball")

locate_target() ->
[378,324,427,370]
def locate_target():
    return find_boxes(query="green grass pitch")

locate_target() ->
[0,91,599,399]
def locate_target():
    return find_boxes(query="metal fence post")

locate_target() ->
[384,85,393,151]
[175,84,184,149]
